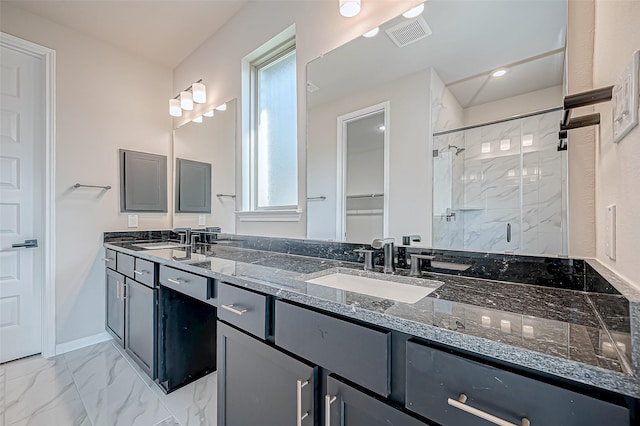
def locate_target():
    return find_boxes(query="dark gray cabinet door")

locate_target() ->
[105,268,125,346]
[120,149,167,212]
[125,278,156,379]
[217,321,316,426]
[326,375,426,426]
[175,158,211,213]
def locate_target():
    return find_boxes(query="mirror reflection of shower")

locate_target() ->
[432,109,568,256]
[439,144,466,156]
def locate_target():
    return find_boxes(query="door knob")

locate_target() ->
[11,239,38,249]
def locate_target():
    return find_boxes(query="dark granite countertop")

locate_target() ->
[104,239,639,398]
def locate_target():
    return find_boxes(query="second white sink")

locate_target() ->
[305,272,437,304]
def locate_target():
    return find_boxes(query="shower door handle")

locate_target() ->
[506,223,511,243]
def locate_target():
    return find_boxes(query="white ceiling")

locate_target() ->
[2,0,248,68]
[307,0,567,109]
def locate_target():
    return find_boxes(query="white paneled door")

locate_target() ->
[0,44,44,363]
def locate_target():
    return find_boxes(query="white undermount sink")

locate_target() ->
[305,272,437,304]
[132,241,190,250]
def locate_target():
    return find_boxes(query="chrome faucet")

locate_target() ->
[372,238,395,273]
[174,227,191,245]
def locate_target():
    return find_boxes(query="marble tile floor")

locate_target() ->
[0,340,216,426]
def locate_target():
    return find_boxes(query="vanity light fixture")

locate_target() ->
[492,68,509,77]
[168,79,206,117]
[522,134,534,146]
[204,110,215,117]
[363,27,380,38]
[500,138,511,150]
[192,115,203,123]
[481,142,491,153]
[215,103,227,111]
[339,0,361,17]
[402,3,425,18]
[192,82,207,104]
[180,91,194,110]
[169,99,182,117]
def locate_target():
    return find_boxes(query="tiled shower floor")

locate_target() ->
[0,340,216,426]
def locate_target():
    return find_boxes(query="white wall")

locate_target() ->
[463,85,563,126]
[173,99,236,233]
[591,0,640,289]
[0,4,173,345]
[172,0,424,239]
[307,69,431,243]
[566,0,597,258]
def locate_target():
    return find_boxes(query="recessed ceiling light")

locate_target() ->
[339,0,361,18]
[492,68,509,77]
[402,3,425,18]
[363,27,380,38]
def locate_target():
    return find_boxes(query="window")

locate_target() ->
[250,39,297,210]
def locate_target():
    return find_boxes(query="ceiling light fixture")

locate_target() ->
[402,3,425,18]
[339,0,361,18]
[492,68,509,77]
[363,27,380,38]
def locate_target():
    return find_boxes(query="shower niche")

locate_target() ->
[432,110,568,256]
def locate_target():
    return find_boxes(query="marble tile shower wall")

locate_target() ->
[433,110,565,255]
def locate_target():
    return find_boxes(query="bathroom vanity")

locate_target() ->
[104,232,639,425]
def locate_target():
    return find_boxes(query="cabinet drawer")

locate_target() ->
[275,301,390,397]
[217,282,268,339]
[405,341,629,426]
[159,265,214,304]
[116,252,135,278]
[133,258,156,288]
[104,249,117,269]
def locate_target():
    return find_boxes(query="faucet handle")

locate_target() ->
[354,249,375,271]
[402,235,422,245]
[410,254,435,277]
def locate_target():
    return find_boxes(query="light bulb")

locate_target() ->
[403,3,424,18]
[169,99,182,117]
[180,91,193,110]
[363,27,380,38]
[192,116,203,123]
[339,0,361,18]
[215,103,227,111]
[204,110,214,117]
[492,68,509,77]
[192,82,206,103]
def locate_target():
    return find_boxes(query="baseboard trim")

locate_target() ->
[55,331,112,355]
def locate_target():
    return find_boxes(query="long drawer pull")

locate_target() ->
[167,278,186,285]
[103,258,113,262]
[325,394,336,426]
[221,304,248,315]
[296,379,309,426]
[447,394,530,426]
[133,270,147,276]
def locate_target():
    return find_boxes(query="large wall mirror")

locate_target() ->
[306,0,568,256]
[173,98,237,233]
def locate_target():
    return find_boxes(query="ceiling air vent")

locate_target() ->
[385,16,432,48]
